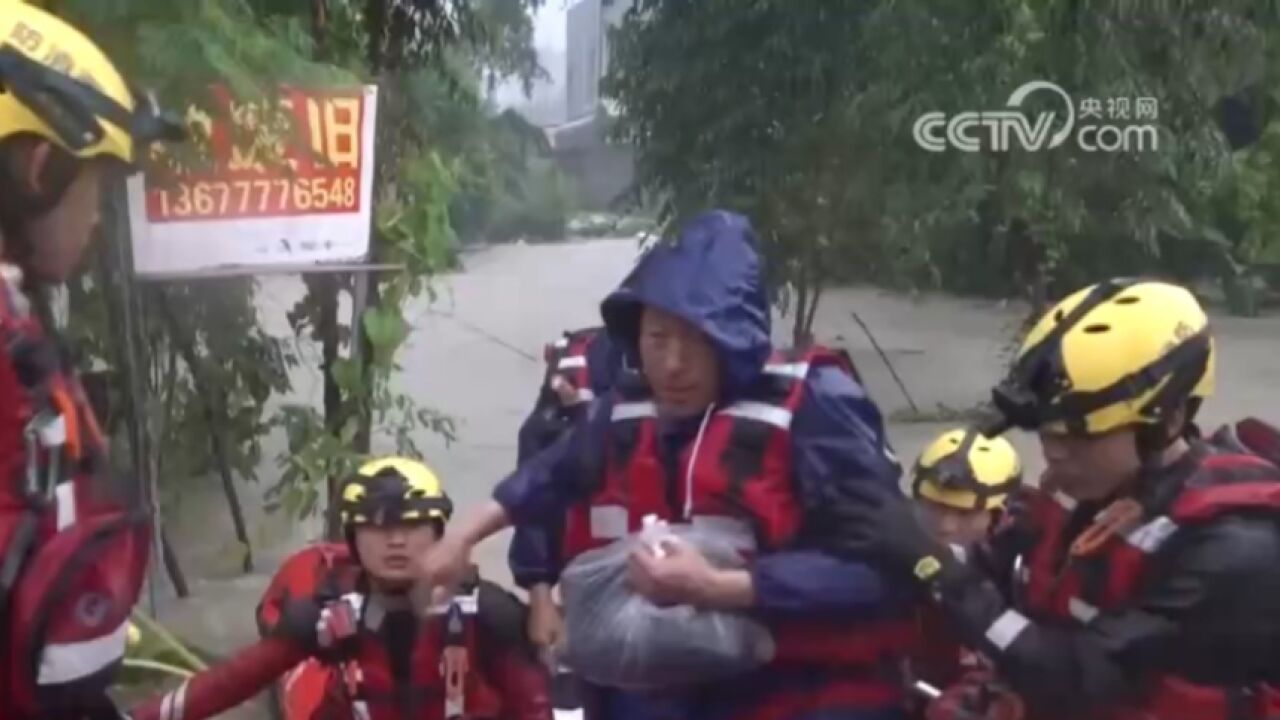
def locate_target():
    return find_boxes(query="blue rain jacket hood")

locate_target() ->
[600,210,772,400]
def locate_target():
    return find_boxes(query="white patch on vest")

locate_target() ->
[37,414,67,447]
[721,401,793,430]
[159,690,173,720]
[574,388,595,404]
[612,401,657,421]
[1052,491,1078,511]
[690,515,757,553]
[590,504,630,540]
[166,680,189,720]
[558,355,587,369]
[764,362,810,379]
[37,617,128,685]
[1012,554,1029,588]
[427,589,480,616]
[1125,515,1179,553]
[984,609,1031,651]
[1068,597,1100,623]
[55,481,76,531]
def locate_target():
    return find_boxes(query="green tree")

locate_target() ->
[52,0,546,567]
[606,0,1280,336]
[605,0,870,344]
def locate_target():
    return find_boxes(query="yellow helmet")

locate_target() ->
[912,427,1022,511]
[991,278,1214,436]
[0,2,183,164]
[339,457,453,528]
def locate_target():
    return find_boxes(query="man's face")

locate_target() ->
[1038,428,1140,501]
[354,522,438,589]
[11,143,104,282]
[916,499,995,547]
[638,306,721,416]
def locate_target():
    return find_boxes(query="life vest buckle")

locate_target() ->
[442,601,468,719]
[21,409,65,503]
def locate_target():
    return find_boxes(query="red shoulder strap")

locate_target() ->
[781,343,863,384]
[1171,453,1280,523]
[1234,417,1280,467]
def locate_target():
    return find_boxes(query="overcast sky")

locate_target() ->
[534,1,570,52]
[487,1,573,120]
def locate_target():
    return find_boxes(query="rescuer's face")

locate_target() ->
[1038,428,1140,502]
[9,142,104,282]
[356,522,439,590]
[916,498,996,547]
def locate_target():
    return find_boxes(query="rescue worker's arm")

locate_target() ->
[456,399,610,546]
[752,365,911,615]
[509,521,564,590]
[510,523,566,649]
[934,516,1280,717]
[476,581,554,720]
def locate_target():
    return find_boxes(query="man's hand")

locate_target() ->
[275,596,359,662]
[626,537,751,608]
[926,672,1026,720]
[820,480,951,586]
[527,583,564,652]
[418,532,474,592]
[550,375,585,406]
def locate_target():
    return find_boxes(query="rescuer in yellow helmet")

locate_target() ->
[0,4,183,719]
[910,427,1022,547]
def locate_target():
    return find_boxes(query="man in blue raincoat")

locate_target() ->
[423,210,915,720]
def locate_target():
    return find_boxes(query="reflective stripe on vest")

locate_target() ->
[36,617,128,685]
[1018,447,1280,720]
[546,328,598,402]
[157,679,190,720]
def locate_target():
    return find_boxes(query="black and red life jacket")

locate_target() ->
[561,344,914,716]
[258,544,505,720]
[0,266,151,720]
[1016,434,1280,720]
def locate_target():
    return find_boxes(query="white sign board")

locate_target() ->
[127,85,378,278]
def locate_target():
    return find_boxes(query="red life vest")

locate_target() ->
[0,266,151,720]
[1015,445,1280,720]
[258,545,507,720]
[333,590,504,720]
[543,327,600,403]
[561,345,914,714]
[908,605,974,694]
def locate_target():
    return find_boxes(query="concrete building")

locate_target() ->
[551,0,635,210]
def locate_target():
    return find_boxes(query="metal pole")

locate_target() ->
[349,269,369,369]
[109,179,161,615]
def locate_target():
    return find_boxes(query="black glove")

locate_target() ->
[819,481,955,588]
[275,595,360,662]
